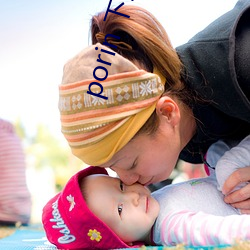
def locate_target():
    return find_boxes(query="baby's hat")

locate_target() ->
[42,166,138,249]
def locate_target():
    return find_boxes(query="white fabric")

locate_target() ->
[152,135,250,246]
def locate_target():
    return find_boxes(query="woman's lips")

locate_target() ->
[143,177,154,186]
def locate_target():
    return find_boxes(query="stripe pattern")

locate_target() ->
[0,119,31,224]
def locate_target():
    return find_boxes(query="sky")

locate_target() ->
[0,0,238,140]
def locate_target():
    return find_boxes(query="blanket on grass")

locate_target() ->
[0,225,246,250]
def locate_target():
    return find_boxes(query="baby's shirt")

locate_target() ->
[152,135,250,246]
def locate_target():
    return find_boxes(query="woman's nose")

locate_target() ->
[112,168,139,185]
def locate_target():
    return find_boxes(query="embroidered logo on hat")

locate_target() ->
[88,229,102,242]
[50,199,76,244]
[67,194,75,211]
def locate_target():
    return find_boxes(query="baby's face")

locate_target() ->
[84,174,160,244]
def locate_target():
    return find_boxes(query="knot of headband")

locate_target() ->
[96,32,133,51]
[59,43,165,165]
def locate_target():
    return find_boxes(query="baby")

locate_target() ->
[42,135,250,249]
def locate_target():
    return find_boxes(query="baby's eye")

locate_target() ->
[120,180,124,191]
[118,204,123,216]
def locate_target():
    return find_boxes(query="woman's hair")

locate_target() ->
[91,5,193,135]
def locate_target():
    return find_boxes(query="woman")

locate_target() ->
[59,0,250,211]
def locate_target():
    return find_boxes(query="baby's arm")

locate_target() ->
[159,210,250,247]
[205,139,231,178]
[215,135,250,193]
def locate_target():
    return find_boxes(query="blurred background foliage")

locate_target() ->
[14,119,85,192]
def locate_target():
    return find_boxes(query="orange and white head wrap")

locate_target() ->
[59,43,165,165]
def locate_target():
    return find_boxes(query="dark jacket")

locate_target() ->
[176,0,250,163]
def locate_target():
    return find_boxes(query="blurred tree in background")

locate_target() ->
[14,119,85,192]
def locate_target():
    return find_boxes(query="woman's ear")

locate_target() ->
[156,96,180,126]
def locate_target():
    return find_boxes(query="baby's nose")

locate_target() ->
[126,191,140,206]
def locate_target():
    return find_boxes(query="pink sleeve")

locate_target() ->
[160,210,250,246]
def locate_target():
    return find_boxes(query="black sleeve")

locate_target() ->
[176,0,250,123]
[235,7,250,100]
[177,0,250,164]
